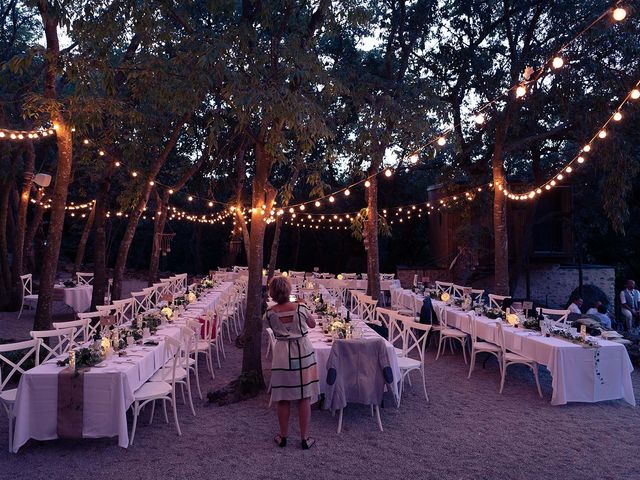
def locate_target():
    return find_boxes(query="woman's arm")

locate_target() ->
[306,312,316,329]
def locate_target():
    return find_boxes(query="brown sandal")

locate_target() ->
[274,434,287,447]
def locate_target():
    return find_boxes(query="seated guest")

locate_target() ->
[567,295,583,314]
[620,280,640,330]
[589,305,612,330]
[586,300,603,315]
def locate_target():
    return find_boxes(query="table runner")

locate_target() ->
[57,367,84,439]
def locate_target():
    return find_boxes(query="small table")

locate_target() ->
[54,285,93,313]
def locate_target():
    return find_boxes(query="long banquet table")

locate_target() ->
[432,300,635,406]
[12,282,234,452]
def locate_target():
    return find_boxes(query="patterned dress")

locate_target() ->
[265,303,320,402]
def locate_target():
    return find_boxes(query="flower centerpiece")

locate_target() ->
[57,347,102,370]
[202,279,214,288]
[140,313,162,333]
[63,279,77,288]
[440,292,450,303]
[160,306,174,322]
[329,319,350,339]
[187,291,197,303]
[483,306,506,320]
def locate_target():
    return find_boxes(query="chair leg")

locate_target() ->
[337,409,344,433]
[8,415,13,453]
[149,400,156,425]
[500,362,508,394]
[18,302,24,320]
[163,399,169,423]
[374,405,383,432]
[468,349,476,379]
[421,367,429,403]
[170,396,182,436]
[532,363,543,398]
[215,343,222,368]
[460,339,468,364]
[129,402,140,446]
[436,336,443,360]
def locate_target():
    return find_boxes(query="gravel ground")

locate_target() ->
[1,286,639,480]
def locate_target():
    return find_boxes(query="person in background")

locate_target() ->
[620,280,640,331]
[590,304,612,330]
[568,295,583,315]
[586,300,603,315]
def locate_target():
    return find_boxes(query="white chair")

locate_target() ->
[184,319,204,399]
[151,327,196,416]
[76,272,94,285]
[18,274,38,319]
[265,327,277,359]
[496,322,542,397]
[395,314,431,407]
[77,310,108,338]
[488,294,511,308]
[0,339,39,452]
[375,307,395,333]
[131,290,150,316]
[435,281,453,295]
[112,298,135,325]
[53,318,90,347]
[435,305,468,364]
[129,336,182,445]
[538,307,569,325]
[467,312,502,379]
[451,284,466,299]
[359,295,378,324]
[30,328,75,365]
[470,289,485,303]
[387,311,406,358]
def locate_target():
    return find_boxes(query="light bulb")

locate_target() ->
[566,166,573,173]
[583,145,591,152]
[613,7,627,21]
[516,85,527,97]
[577,156,585,164]
[315,200,321,207]
[188,196,193,201]
[208,201,214,207]
[474,113,485,125]
[631,89,640,100]
[364,180,371,188]
[437,137,446,146]
[168,189,174,194]
[299,205,305,211]
[114,161,120,167]
[409,153,419,163]
[557,174,564,181]
[613,111,622,121]
[552,56,564,69]
[131,171,138,177]
[385,168,393,177]
[149,181,155,186]
[598,130,607,139]
[329,196,335,203]
[344,189,350,196]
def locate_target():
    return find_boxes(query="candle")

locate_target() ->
[580,324,587,340]
[69,350,76,370]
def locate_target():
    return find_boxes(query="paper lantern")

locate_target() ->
[337,274,344,280]
[33,173,52,188]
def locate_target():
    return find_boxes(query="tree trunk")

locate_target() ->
[33,1,74,331]
[24,189,45,272]
[73,201,96,273]
[0,181,12,307]
[148,192,169,286]
[11,143,35,308]
[366,173,381,301]
[111,114,189,300]
[209,141,275,404]
[267,215,283,281]
[90,165,114,310]
[491,128,510,296]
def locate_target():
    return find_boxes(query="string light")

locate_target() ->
[613,7,627,21]
[552,56,564,69]
[613,111,622,121]
[364,180,371,188]
[436,137,446,146]
[409,153,419,164]
[384,169,393,177]
[631,89,640,99]
[515,85,527,98]
[474,113,485,125]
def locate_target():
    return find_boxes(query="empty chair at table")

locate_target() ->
[488,294,511,309]
[0,339,40,452]
[75,272,94,285]
[467,311,502,379]
[435,281,453,295]
[495,322,542,397]
[18,274,38,319]
[538,307,570,325]
[394,313,432,407]
[52,318,92,347]
[324,338,394,433]
[129,337,183,445]
[30,328,75,365]
[435,304,469,364]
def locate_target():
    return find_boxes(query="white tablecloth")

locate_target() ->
[316,278,400,292]
[12,324,183,452]
[307,318,401,404]
[186,282,233,311]
[434,301,635,406]
[55,285,93,313]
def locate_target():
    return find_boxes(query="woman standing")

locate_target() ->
[264,275,319,449]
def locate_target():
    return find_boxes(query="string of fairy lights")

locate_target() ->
[2,5,634,231]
